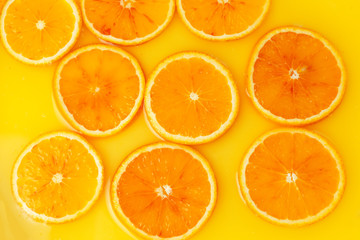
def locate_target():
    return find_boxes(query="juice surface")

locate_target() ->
[1,0,360,239]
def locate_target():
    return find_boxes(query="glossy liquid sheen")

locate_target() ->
[1,0,360,239]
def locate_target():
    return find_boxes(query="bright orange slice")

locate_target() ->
[111,142,216,239]
[177,0,270,40]
[12,131,103,223]
[54,44,145,137]
[248,27,346,125]
[81,0,175,45]
[238,128,345,226]
[1,0,81,65]
[144,52,239,145]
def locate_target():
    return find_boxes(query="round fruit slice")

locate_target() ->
[111,142,216,239]
[248,27,346,125]
[12,131,103,223]
[144,52,239,145]
[81,0,175,45]
[1,0,81,65]
[238,128,345,226]
[54,44,145,137]
[177,0,270,41]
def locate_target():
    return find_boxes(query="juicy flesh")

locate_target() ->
[150,58,232,138]
[245,132,340,220]
[117,148,211,237]
[4,0,76,60]
[181,0,267,36]
[59,49,140,131]
[253,32,342,119]
[84,0,171,40]
[16,136,99,218]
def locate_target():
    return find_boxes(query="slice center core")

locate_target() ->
[286,172,297,183]
[218,0,229,4]
[289,68,300,80]
[52,173,63,184]
[155,185,172,199]
[190,92,199,101]
[36,20,46,30]
[90,86,101,94]
[120,0,135,8]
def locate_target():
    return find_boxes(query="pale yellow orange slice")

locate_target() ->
[12,131,103,223]
[1,0,81,65]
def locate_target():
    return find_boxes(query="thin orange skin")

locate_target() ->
[144,51,240,145]
[110,142,217,240]
[11,131,104,224]
[53,44,146,137]
[247,26,346,126]
[176,0,270,41]
[0,0,82,65]
[81,0,176,46]
[237,128,346,227]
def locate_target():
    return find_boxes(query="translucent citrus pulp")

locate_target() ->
[238,128,345,226]
[1,0,81,64]
[111,142,216,239]
[54,44,145,137]
[144,52,239,145]
[177,0,270,40]
[81,0,175,45]
[248,27,345,125]
[12,132,104,223]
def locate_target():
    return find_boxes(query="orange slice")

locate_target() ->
[177,0,270,41]
[81,0,175,45]
[144,52,239,145]
[54,44,145,137]
[12,131,103,223]
[248,27,346,125]
[238,128,345,226]
[1,0,81,65]
[111,142,217,239]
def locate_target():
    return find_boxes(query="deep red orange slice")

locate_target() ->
[248,27,345,125]
[54,44,145,137]
[81,0,175,45]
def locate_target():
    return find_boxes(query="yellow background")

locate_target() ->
[1,0,360,239]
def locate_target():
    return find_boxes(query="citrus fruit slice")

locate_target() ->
[111,142,216,239]
[12,131,103,223]
[54,44,145,137]
[81,0,175,45]
[177,0,270,41]
[1,0,81,65]
[238,128,345,226]
[248,27,346,125]
[144,52,239,145]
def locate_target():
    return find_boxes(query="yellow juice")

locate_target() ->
[1,0,360,239]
